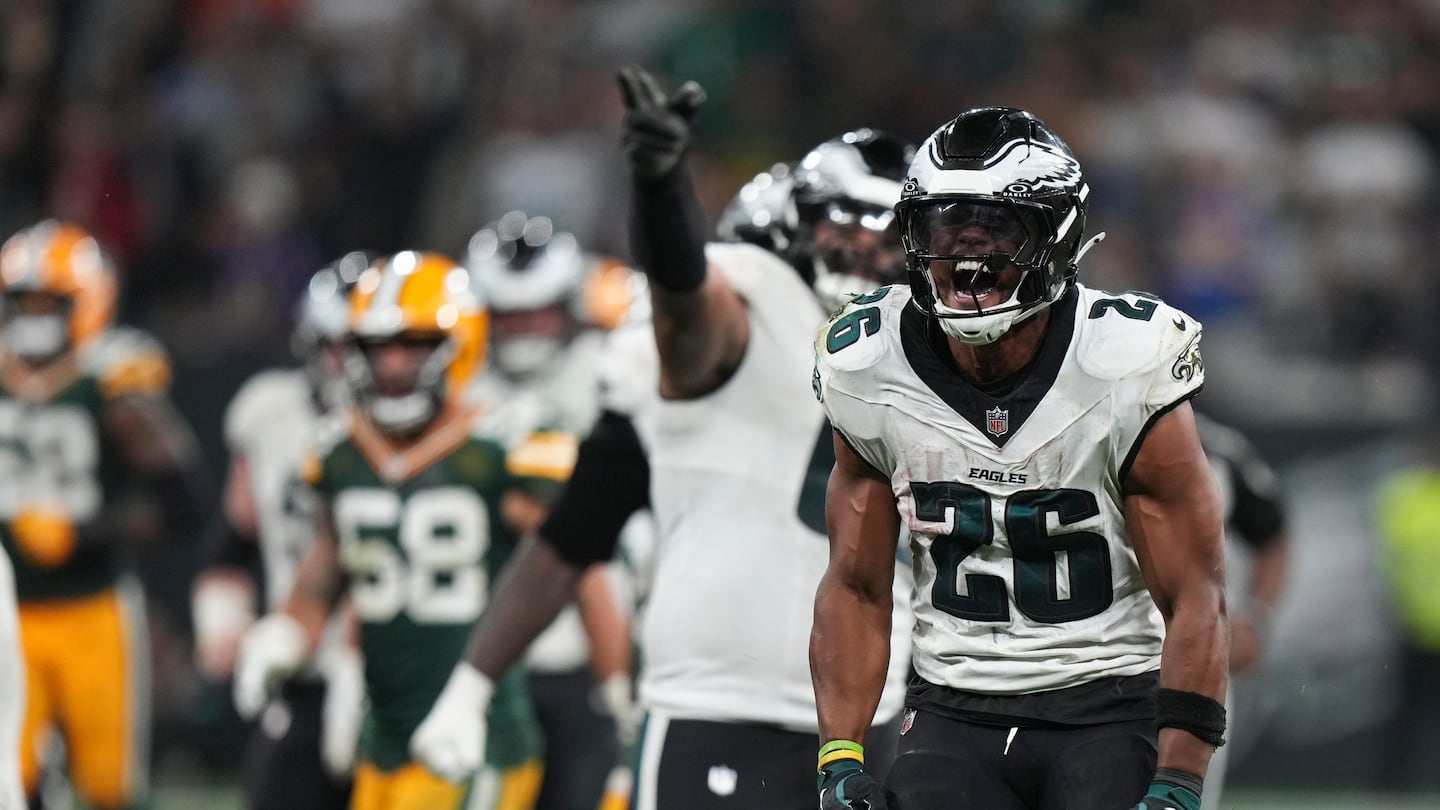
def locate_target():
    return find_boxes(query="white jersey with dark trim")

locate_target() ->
[0,547,22,809]
[814,282,1205,695]
[471,330,611,674]
[470,329,606,446]
[624,242,912,731]
[224,369,325,612]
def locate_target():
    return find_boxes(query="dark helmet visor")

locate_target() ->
[899,198,1051,267]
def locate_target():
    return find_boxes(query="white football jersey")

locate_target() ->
[471,330,610,674]
[621,242,912,731]
[814,283,1205,695]
[0,548,22,810]
[224,369,326,612]
[470,329,606,446]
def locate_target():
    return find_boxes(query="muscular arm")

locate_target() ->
[577,564,630,680]
[192,454,262,677]
[101,393,212,540]
[619,66,748,398]
[649,273,749,399]
[462,535,585,678]
[462,408,649,678]
[222,453,259,538]
[1125,402,1229,777]
[812,429,898,745]
[281,503,345,650]
[1231,534,1287,673]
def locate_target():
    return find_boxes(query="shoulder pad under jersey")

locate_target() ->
[82,326,172,400]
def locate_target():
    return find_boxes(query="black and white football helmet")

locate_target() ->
[467,212,586,379]
[789,129,915,312]
[716,162,796,255]
[896,107,1103,345]
[293,251,369,410]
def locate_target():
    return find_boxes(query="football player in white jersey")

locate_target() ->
[467,212,636,810]
[1193,413,1288,810]
[0,547,23,810]
[191,254,367,810]
[810,108,1229,810]
[408,66,917,809]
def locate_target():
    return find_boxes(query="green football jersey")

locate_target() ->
[310,417,541,771]
[0,328,169,601]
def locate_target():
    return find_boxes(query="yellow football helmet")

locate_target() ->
[347,251,487,434]
[0,221,119,360]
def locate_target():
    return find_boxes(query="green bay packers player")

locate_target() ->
[810,108,1227,810]
[0,221,210,810]
[233,252,548,810]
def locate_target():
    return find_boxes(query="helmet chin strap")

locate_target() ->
[937,306,1037,346]
[929,271,1057,346]
[368,391,438,435]
[494,335,563,379]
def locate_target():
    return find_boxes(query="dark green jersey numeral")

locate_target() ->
[1088,297,1157,321]
[850,288,891,305]
[826,307,882,353]
[912,482,1113,623]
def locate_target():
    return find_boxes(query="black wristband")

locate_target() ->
[1156,688,1227,747]
[629,166,708,293]
[1153,767,1204,796]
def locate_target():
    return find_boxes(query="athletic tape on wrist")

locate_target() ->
[817,739,865,771]
[1152,767,1205,797]
[1155,688,1227,747]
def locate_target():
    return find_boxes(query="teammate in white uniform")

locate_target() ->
[467,212,635,810]
[809,107,1229,810]
[408,67,916,809]
[192,255,367,810]
[0,547,23,810]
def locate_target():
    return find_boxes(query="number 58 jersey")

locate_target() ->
[813,283,1205,695]
[305,413,540,771]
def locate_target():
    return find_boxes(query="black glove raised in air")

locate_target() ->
[616,65,707,181]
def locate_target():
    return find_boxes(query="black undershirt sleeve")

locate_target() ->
[538,409,651,567]
[1228,458,1286,549]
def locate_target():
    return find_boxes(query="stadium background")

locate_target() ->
[2,0,1439,807]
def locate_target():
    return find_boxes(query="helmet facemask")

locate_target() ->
[899,196,1076,345]
[489,304,571,380]
[784,129,915,313]
[468,213,584,381]
[795,198,908,313]
[346,332,456,437]
[346,251,486,438]
[0,220,119,364]
[294,255,367,412]
[4,292,74,365]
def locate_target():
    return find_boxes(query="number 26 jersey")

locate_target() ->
[813,283,1205,695]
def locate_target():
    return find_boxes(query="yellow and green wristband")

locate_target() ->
[817,739,865,772]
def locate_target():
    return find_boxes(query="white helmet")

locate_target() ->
[897,107,1102,345]
[466,212,585,379]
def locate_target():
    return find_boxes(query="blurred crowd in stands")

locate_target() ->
[2,0,1438,793]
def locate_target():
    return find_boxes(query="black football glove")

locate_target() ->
[616,65,707,181]
[818,759,888,810]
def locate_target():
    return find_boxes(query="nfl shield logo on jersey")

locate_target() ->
[986,406,1009,437]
